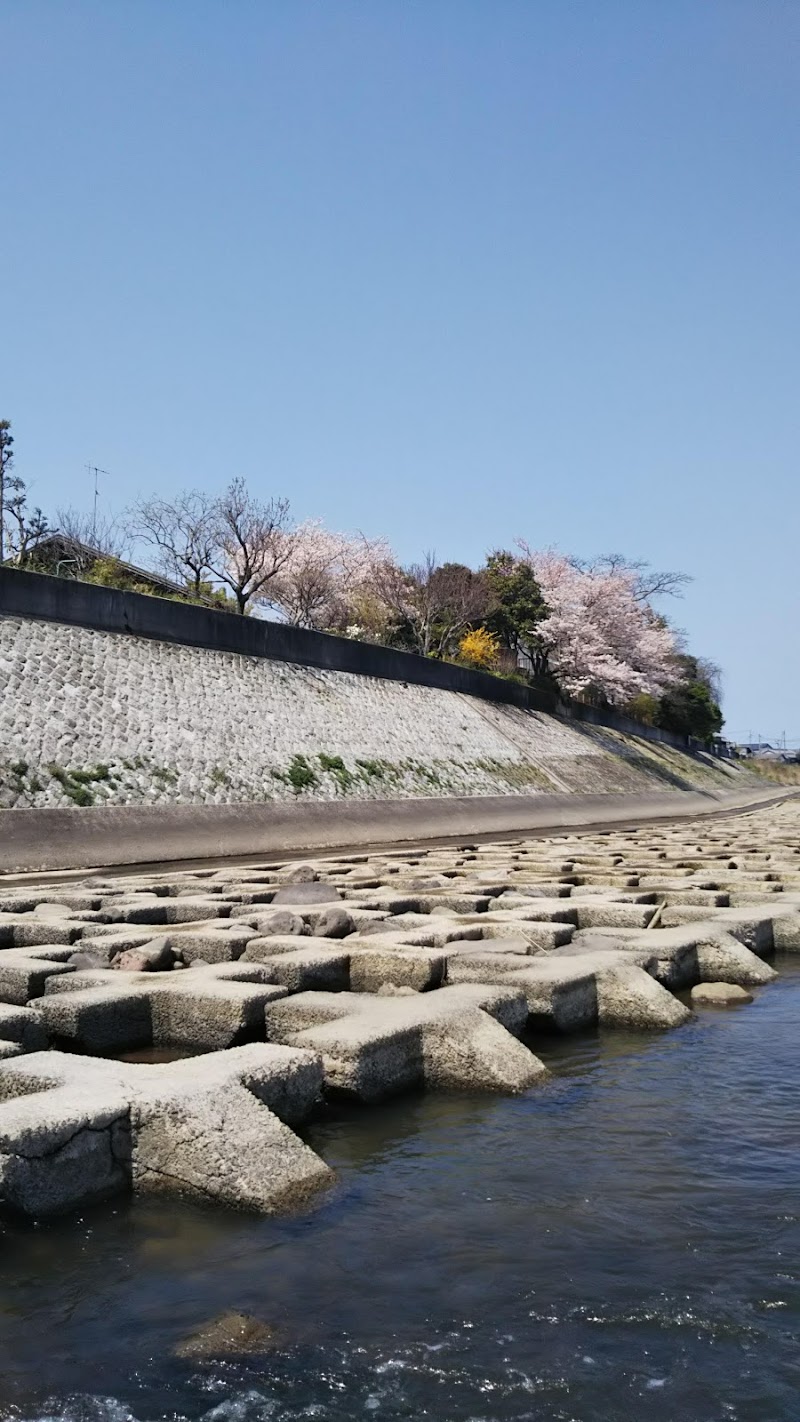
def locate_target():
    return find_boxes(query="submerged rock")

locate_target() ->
[174,1310,286,1359]
[691,982,754,1006]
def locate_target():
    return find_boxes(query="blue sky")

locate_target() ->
[2,1,798,742]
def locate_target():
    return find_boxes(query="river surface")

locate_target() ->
[1,959,798,1422]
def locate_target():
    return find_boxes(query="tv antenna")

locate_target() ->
[86,465,110,544]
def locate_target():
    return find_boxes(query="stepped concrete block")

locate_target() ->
[0,1044,330,1218]
[0,1084,132,1216]
[694,934,778,987]
[35,985,154,1053]
[264,986,542,1100]
[594,963,690,1030]
[348,947,447,993]
[32,972,290,1054]
[574,904,657,930]
[0,917,81,947]
[0,952,75,1005]
[242,947,350,994]
[162,926,257,964]
[0,1004,47,1052]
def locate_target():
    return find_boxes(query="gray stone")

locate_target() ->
[251,910,307,937]
[279,864,318,884]
[690,982,754,1005]
[311,907,355,939]
[68,949,111,972]
[112,937,177,973]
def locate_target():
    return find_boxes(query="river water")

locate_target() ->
[1,959,798,1422]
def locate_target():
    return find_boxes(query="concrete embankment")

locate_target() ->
[1,572,755,820]
[0,785,791,873]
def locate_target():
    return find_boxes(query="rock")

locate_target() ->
[272,882,342,906]
[311,906,354,939]
[257,910,307,936]
[68,950,111,971]
[174,1310,286,1360]
[111,937,176,972]
[691,982,754,1006]
[279,864,318,884]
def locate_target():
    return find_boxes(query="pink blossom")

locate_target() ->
[517,545,681,703]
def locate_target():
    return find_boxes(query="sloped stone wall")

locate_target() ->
[0,614,741,810]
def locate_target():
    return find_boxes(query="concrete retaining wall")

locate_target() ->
[0,608,743,812]
[0,786,789,873]
[0,568,688,746]
[0,568,755,867]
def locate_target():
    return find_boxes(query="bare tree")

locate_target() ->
[127,490,218,596]
[210,477,294,614]
[373,553,489,658]
[56,506,130,565]
[589,553,691,603]
[696,656,723,703]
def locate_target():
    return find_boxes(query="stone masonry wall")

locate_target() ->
[0,615,743,810]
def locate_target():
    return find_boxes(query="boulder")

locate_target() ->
[111,937,177,973]
[256,910,307,937]
[690,982,754,1006]
[68,950,111,972]
[279,864,318,884]
[311,907,354,939]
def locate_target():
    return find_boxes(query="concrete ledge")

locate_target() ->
[0,787,791,874]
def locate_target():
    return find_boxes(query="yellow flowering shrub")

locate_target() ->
[458,627,501,671]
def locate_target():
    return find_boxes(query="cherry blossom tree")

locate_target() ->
[515,545,682,704]
[267,520,395,634]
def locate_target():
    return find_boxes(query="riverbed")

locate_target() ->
[2,958,798,1422]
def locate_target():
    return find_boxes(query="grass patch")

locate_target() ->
[286,754,319,794]
[474,758,554,790]
[47,762,114,806]
[746,759,800,785]
[318,753,356,792]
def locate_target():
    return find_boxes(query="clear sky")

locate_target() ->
[2,1,798,742]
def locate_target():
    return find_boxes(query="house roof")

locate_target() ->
[21,532,186,595]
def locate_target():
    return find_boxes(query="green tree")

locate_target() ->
[483,550,551,677]
[656,655,723,745]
